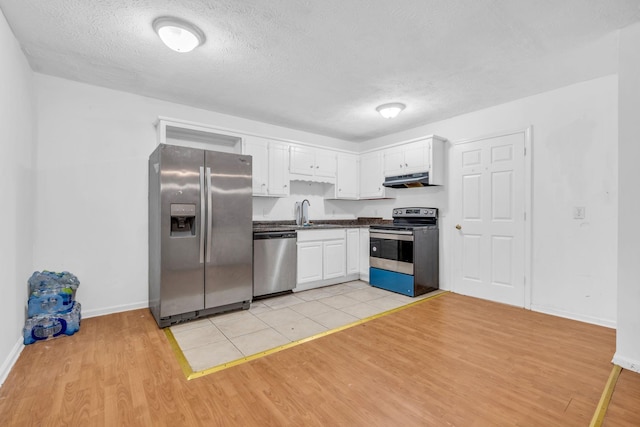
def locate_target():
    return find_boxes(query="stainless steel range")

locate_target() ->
[369,207,439,297]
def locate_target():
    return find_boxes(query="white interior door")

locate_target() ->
[452,131,528,307]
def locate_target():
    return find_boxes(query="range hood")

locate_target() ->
[382,172,434,188]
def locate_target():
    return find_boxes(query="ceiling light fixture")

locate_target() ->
[153,17,205,53]
[376,103,406,119]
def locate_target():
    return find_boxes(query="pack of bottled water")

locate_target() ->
[23,270,81,345]
[28,270,79,294]
[23,302,81,345]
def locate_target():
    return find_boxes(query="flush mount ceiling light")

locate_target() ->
[376,102,406,119]
[153,17,205,53]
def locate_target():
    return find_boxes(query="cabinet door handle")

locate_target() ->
[316,165,319,168]
[455,224,462,230]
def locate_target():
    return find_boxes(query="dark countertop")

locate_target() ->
[253,218,391,232]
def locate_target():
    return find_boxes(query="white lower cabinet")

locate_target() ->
[295,228,360,291]
[323,240,346,279]
[297,241,324,283]
[346,228,359,275]
[359,228,370,282]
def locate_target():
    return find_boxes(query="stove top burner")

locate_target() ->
[372,207,439,230]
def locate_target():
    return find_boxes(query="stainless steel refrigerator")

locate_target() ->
[148,144,253,328]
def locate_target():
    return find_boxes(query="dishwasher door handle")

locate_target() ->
[254,232,297,240]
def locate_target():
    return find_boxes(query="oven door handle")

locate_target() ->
[370,231,414,240]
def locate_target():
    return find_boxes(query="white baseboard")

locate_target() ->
[612,353,640,373]
[530,304,616,329]
[0,337,24,388]
[82,300,148,319]
[293,274,360,293]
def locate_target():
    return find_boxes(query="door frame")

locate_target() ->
[449,127,533,309]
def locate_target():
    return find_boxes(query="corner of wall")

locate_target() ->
[612,353,640,374]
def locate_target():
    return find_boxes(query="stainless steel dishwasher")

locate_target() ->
[253,231,297,298]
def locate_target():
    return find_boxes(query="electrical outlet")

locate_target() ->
[573,206,585,219]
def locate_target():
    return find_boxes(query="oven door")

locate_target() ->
[369,230,414,275]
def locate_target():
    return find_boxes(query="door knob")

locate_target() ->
[455,224,462,230]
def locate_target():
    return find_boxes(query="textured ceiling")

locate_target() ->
[1,0,640,142]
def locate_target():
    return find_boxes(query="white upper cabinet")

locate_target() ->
[289,145,316,175]
[383,136,446,185]
[242,137,290,197]
[289,145,337,183]
[157,117,243,153]
[315,148,338,178]
[359,151,389,199]
[403,140,430,172]
[328,153,359,200]
[267,141,290,197]
[161,117,446,201]
[384,139,429,176]
[383,148,406,177]
[243,137,269,196]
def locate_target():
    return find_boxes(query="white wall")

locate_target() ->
[363,75,619,327]
[0,10,36,384]
[615,22,640,372]
[33,74,355,318]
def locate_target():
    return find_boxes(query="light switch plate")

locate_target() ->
[573,206,585,219]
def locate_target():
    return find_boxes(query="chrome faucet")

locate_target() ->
[294,202,302,226]
[301,199,311,225]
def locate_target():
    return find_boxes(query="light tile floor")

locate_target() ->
[170,280,440,372]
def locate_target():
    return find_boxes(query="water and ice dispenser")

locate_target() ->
[170,204,196,236]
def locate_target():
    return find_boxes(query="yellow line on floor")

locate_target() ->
[164,327,195,379]
[589,364,622,427]
[167,290,450,380]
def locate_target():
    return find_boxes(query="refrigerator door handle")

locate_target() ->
[199,166,205,263]
[206,167,213,263]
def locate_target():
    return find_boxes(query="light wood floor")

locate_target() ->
[604,368,640,426]
[0,292,624,426]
